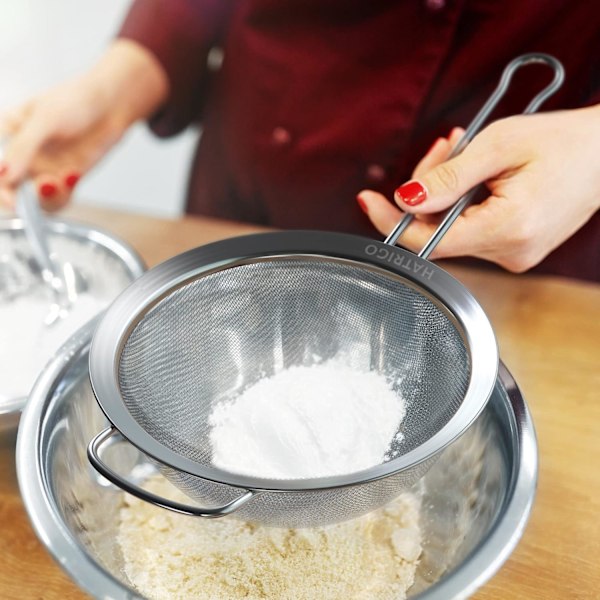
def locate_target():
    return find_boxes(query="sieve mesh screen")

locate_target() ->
[118,257,470,479]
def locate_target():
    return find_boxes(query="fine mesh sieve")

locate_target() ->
[89,239,491,528]
[88,53,563,528]
[120,258,470,463]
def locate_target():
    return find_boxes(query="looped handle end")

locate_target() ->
[87,426,256,518]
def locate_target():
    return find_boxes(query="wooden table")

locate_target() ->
[1,205,598,599]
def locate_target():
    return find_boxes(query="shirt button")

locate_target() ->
[271,127,292,147]
[366,164,386,183]
[207,47,224,71]
[424,0,446,11]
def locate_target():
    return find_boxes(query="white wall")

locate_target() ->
[0,0,198,217]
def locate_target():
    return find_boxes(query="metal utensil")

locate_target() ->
[16,183,87,324]
[86,53,562,528]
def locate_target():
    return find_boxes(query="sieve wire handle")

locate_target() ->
[88,426,257,518]
[384,53,565,258]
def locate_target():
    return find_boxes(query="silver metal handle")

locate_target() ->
[16,183,69,300]
[88,426,257,518]
[384,52,565,258]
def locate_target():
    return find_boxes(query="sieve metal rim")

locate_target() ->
[0,216,146,413]
[89,230,498,492]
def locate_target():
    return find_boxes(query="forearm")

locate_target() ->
[117,0,238,136]
[582,102,600,212]
[89,39,169,128]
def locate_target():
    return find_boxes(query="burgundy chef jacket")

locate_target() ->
[120,0,600,280]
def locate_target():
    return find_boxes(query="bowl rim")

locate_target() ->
[0,215,146,415]
[412,361,538,599]
[16,321,537,600]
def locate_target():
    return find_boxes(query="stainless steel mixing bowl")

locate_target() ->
[17,317,537,599]
[0,216,145,433]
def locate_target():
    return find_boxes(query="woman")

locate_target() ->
[1,0,598,279]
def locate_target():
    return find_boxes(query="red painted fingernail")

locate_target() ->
[0,161,8,176]
[394,180,428,206]
[427,137,444,154]
[64,172,80,188]
[39,182,57,198]
[356,195,368,214]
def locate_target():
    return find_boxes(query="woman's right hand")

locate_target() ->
[0,39,168,211]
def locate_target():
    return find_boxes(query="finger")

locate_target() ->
[412,128,466,180]
[379,207,487,261]
[357,187,511,264]
[429,195,552,273]
[30,159,82,211]
[411,126,467,223]
[0,101,33,137]
[3,111,54,185]
[412,197,520,265]
[32,121,115,186]
[61,170,81,191]
[412,137,451,179]
[447,126,466,149]
[358,185,521,269]
[0,188,15,211]
[34,174,72,212]
[394,130,508,215]
[448,126,465,141]
[356,189,438,251]
[357,186,508,262]
[356,190,402,236]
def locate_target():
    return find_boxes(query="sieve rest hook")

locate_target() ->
[383,53,565,259]
[88,426,258,518]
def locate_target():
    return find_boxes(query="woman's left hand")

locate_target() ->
[357,106,600,273]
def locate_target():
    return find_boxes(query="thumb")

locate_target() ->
[394,142,503,214]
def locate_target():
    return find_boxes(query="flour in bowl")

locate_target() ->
[209,361,406,479]
[0,293,105,399]
[0,235,133,400]
[119,474,422,600]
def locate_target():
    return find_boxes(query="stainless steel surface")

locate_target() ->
[88,232,498,527]
[384,52,565,254]
[0,215,145,431]
[17,320,537,599]
[89,426,257,517]
[16,184,77,324]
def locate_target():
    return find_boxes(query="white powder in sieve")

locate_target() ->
[118,474,422,600]
[209,361,406,479]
